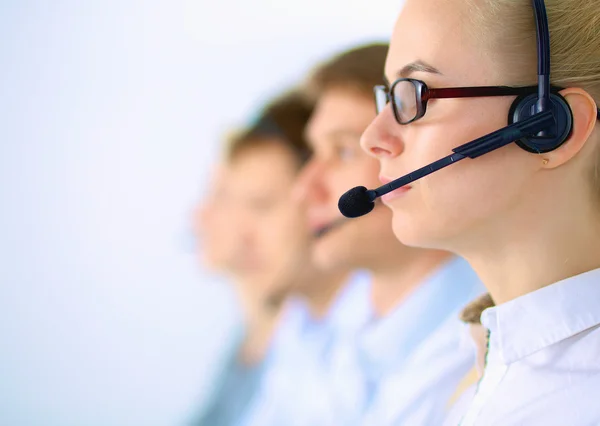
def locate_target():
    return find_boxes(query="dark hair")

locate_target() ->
[305,43,389,100]
[225,90,313,168]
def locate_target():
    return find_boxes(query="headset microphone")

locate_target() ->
[339,0,577,219]
[339,110,554,218]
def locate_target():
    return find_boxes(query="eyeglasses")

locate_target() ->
[375,78,541,125]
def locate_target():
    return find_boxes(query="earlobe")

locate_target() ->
[542,88,598,168]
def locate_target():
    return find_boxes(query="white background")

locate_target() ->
[0,1,401,425]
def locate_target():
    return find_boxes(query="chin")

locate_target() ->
[391,213,450,251]
[312,236,350,271]
[312,243,338,270]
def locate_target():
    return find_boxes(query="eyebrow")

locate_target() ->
[383,60,442,85]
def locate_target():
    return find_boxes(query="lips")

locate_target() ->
[379,175,412,203]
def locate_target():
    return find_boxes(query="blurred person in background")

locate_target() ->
[192,90,352,426]
[193,164,237,274]
[243,44,484,426]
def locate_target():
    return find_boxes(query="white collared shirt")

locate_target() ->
[443,384,477,426]
[458,267,600,426]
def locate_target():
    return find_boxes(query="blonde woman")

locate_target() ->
[359,0,600,424]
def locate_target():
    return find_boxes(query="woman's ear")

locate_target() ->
[541,88,598,169]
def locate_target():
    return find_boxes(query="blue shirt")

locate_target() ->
[241,257,484,426]
[192,345,264,426]
[356,257,484,425]
[239,271,372,426]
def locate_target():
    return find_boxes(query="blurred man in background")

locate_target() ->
[243,44,484,426]
[194,165,237,274]
[192,90,357,425]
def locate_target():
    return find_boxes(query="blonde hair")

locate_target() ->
[467,0,600,197]
[459,293,495,324]
[467,0,600,99]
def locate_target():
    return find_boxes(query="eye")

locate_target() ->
[335,145,356,161]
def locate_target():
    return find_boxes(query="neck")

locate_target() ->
[460,186,600,305]
[234,267,348,364]
[369,247,452,316]
[238,308,283,365]
[235,283,285,366]
[298,269,350,319]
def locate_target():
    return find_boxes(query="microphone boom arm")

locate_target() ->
[371,110,554,199]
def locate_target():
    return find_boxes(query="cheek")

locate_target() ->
[426,147,514,214]
[390,100,535,246]
[267,210,307,252]
[356,157,383,188]
[395,145,534,247]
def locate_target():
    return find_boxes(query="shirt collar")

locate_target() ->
[481,267,600,364]
[272,270,372,349]
[358,257,484,376]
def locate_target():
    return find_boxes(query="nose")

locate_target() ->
[360,106,405,159]
[292,158,328,205]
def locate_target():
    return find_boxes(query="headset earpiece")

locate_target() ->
[508,92,573,153]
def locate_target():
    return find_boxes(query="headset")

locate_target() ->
[509,0,572,153]
[338,0,600,218]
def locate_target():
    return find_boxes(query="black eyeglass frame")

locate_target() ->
[375,78,600,125]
